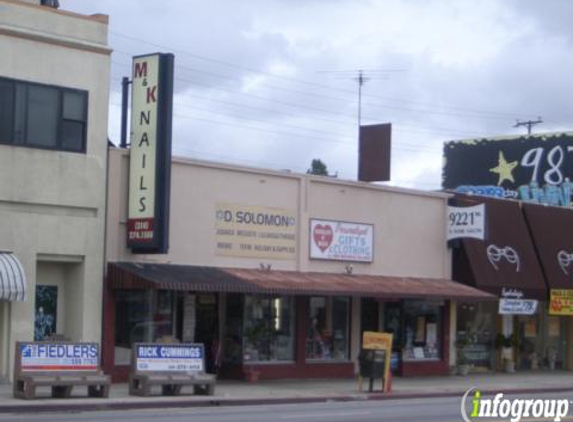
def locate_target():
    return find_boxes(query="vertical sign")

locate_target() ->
[127,53,174,253]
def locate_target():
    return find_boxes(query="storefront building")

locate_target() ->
[523,203,573,370]
[452,194,573,372]
[104,148,492,381]
[0,0,111,381]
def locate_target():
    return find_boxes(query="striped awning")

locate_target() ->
[0,253,27,302]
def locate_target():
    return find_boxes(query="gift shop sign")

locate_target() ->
[215,203,297,260]
[127,53,174,253]
[310,219,373,262]
[135,344,204,372]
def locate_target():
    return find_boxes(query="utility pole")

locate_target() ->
[120,76,132,148]
[514,117,543,135]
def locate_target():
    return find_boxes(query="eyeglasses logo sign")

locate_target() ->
[557,250,573,276]
[487,245,521,272]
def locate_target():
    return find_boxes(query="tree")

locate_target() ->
[307,159,329,176]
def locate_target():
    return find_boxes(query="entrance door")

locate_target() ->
[195,294,219,374]
[361,298,379,337]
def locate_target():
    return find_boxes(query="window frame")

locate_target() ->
[306,295,351,362]
[0,77,88,153]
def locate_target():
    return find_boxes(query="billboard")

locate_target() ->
[442,132,573,207]
[127,53,174,253]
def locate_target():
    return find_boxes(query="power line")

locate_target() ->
[110,30,542,120]
[110,97,442,154]
[110,64,490,139]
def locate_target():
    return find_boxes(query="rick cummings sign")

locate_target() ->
[310,219,373,262]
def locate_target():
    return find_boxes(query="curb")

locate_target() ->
[1,386,573,414]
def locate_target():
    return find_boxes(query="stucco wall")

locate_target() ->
[0,0,110,379]
[107,148,451,279]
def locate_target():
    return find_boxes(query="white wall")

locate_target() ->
[0,0,110,379]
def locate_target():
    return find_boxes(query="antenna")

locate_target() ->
[317,68,404,130]
[514,117,543,135]
[316,68,404,179]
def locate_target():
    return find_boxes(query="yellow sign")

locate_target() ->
[363,331,393,350]
[549,289,573,316]
[360,331,393,393]
[215,203,297,260]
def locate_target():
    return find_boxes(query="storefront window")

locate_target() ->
[457,302,497,368]
[114,290,174,365]
[306,296,350,361]
[402,300,442,361]
[516,303,569,370]
[243,295,294,362]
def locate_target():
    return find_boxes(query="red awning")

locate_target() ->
[108,262,494,301]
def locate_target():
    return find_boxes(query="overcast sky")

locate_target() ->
[61,0,573,190]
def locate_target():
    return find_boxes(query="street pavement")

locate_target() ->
[0,371,572,414]
[2,392,573,422]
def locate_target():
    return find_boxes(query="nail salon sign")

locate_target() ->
[310,219,373,263]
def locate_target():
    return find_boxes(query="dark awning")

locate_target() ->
[523,203,573,289]
[108,262,494,301]
[0,253,27,302]
[452,195,546,300]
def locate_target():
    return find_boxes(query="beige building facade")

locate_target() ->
[0,0,110,380]
[105,148,490,380]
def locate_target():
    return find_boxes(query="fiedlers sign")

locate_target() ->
[127,53,174,253]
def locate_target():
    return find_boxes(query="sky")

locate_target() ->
[61,0,573,190]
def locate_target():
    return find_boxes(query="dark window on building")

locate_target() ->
[306,296,350,361]
[0,77,88,153]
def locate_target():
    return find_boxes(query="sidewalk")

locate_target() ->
[1,371,572,413]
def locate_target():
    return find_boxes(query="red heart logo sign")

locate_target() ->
[313,224,333,253]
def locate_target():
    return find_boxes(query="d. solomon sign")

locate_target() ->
[215,203,297,260]
[127,53,174,253]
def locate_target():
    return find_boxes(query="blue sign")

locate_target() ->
[20,343,99,371]
[136,344,204,372]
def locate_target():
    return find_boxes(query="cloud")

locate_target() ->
[61,0,573,188]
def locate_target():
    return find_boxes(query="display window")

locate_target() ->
[243,295,295,362]
[456,302,497,368]
[306,296,350,361]
[114,290,175,365]
[516,304,569,370]
[402,300,443,361]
